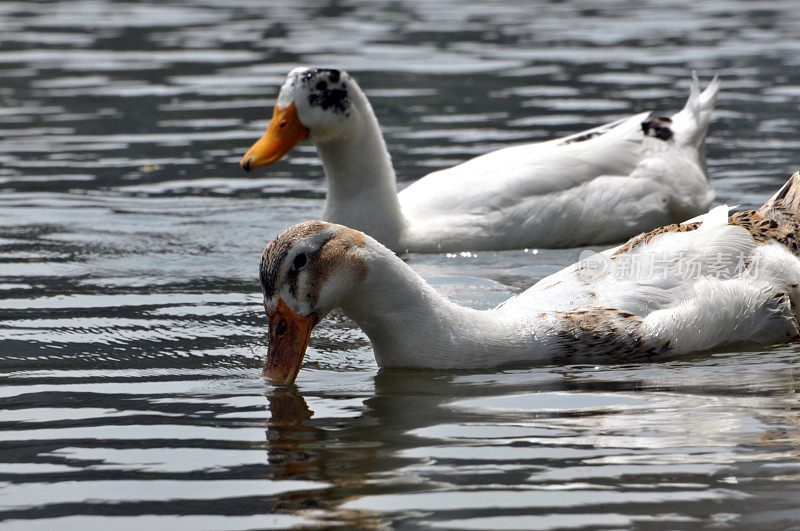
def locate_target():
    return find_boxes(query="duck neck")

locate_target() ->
[315,102,407,251]
[337,246,552,369]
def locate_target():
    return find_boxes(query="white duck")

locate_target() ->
[242,67,720,252]
[259,173,800,385]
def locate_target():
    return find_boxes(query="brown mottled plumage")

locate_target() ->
[613,221,702,256]
[551,307,671,362]
[614,172,800,258]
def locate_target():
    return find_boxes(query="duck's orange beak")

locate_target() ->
[240,102,309,171]
[264,297,317,385]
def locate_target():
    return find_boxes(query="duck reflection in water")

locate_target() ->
[260,363,800,527]
[264,387,325,479]
[261,372,465,522]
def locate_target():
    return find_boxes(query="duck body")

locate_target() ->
[398,111,712,251]
[259,173,800,384]
[242,68,719,252]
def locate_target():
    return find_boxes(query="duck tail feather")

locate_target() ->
[762,172,800,216]
[667,72,720,148]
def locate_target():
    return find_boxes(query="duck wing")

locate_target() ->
[504,173,800,357]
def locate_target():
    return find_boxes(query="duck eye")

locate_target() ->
[292,253,307,270]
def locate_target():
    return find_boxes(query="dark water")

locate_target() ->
[2,0,800,528]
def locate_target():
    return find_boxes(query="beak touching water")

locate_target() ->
[240,102,309,171]
[264,297,318,385]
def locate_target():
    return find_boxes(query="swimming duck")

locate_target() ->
[241,68,720,252]
[259,173,800,385]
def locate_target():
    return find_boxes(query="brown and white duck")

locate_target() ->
[258,173,800,385]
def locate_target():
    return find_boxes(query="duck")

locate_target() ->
[258,173,800,385]
[241,67,720,253]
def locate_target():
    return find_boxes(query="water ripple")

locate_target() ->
[4,0,800,528]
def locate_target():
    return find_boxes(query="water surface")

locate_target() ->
[2,0,800,528]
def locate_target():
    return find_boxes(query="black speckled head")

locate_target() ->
[279,67,352,115]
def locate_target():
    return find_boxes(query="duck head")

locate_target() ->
[241,68,361,171]
[259,221,369,385]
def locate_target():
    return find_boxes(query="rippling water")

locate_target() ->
[3,0,800,528]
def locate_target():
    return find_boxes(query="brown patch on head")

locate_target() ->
[259,222,370,312]
[315,226,368,283]
[260,221,331,300]
[302,227,368,305]
[336,225,368,249]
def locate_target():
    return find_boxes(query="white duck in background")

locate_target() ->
[259,173,800,385]
[241,67,720,253]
